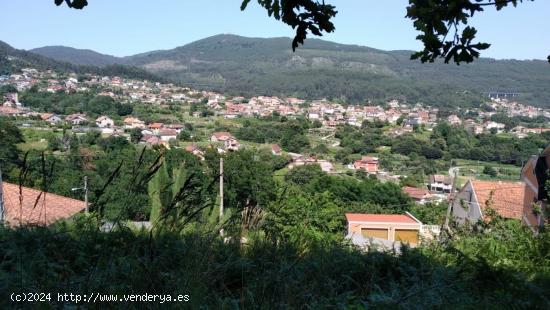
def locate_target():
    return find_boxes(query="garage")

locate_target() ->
[395,229,419,245]
[361,228,388,240]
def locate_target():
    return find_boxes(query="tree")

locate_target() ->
[264,188,344,247]
[223,150,277,230]
[0,117,24,173]
[312,119,323,128]
[87,95,117,115]
[55,0,549,63]
[98,136,129,152]
[115,102,133,116]
[129,128,143,144]
[285,164,325,186]
[177,130,191,141]
[483,165,498,177]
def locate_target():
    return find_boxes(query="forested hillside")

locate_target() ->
[0,40,163,82]
[27,34,550,107]
[30,46,120,67]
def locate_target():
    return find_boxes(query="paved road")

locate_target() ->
[449,167,460,178]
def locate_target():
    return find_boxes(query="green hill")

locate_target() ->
[0,40,162,82]
[30,46,120,67]
[17,34,550,106]
[122,34,550,106]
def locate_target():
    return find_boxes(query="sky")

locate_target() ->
[1,0,548,60]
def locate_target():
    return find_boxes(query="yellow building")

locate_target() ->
[345,213,422,246]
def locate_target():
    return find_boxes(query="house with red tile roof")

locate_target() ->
[346,212,423,247]
[41,113,62,125]
[402,186,432,204]
[0,106,25,116]
[159,129,178,142]
[224,138,240,151]
[428,174,453,193]
[95,116,114,128]
[184,145,205,160]
[353,156,379,173]
[271,144,282,156]
[65,113,88,125]
[147,122,164,135]
[1,182,86,226]
[140,134,161,146]
[450,180,526,225]
[147,122,164,130]
[123,117,145,129]
[210,132,234,142]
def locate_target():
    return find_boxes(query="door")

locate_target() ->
[361,228,388,240]
[395,229,419,245]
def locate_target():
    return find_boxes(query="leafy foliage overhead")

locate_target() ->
[53,0,549,64]
[54,0,88,9]
[406,0,535,64]
[240,0,337,51]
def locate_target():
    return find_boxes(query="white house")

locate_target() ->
[41,113,62,125]
[428,174,453,193]
[484,121,506,133]
[210,132,234,142]
[123,117,145,129]
[65,113,88,126]
[159,129,178,142]
[96,116,114,128]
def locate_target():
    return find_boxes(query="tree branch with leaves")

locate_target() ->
[54,0,549,64]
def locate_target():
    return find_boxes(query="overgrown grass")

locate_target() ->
[1,218,548,309]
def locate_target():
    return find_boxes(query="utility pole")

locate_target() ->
[0,165,4,224]
[219,157,224,237]
[72,176,89,214]
[84,176,89,214]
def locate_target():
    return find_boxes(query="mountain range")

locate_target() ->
[0,40,162,83]
[3,34,550,107]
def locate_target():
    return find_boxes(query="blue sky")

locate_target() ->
[1,0,548,60]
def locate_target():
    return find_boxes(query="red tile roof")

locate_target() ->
[159,129,178,136]
[185,145,199,152]
[148,123,164,129]
[123,117,143,124]
[40,113,55,120]
[345,213,418,224]
[211,132,234,140]
[0,106,24,115]
[2,182,86,226]
[272,144,282,153]
[402,186,431,200]
[470,180,525,220]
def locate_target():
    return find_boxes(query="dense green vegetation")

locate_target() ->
[20,88,133,119]
[1,114,549,307]
[0,40,163,82]
[0,117,24,172]
[29,46,120,67]
[1,207,548,308]
[26,35,550,107]
[14,86,191,125]
[334,121,549,177]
